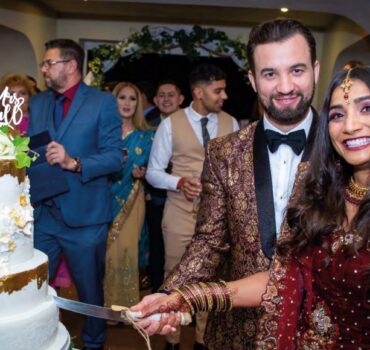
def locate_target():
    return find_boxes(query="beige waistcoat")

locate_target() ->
[167,108,234,213]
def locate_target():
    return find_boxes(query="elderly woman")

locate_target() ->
[0,74,37,135]
[133,67,370,349]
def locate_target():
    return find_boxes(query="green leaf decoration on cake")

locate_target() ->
[0,126,37,168]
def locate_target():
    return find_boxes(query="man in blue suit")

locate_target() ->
[28,39,123,350]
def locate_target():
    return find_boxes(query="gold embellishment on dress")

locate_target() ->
[0,261,48,294]
[135,147,142,155]
[344,176,369,205]
[107,180,141,249]
[122,129,134,140]
[114,196,126,206]
[340,69,353,104]
[310,303,334,336]
[300,301,337,348]
[331,228,363,253]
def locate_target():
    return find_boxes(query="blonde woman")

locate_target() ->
[104,82,154,308]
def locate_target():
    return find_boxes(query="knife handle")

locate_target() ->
[111,305,192,326]
[128,310,192,326]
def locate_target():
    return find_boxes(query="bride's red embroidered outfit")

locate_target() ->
[257,228,370,349]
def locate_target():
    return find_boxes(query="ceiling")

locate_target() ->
[29,0,357,31]
[0,0,367,32]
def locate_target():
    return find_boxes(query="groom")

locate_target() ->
[134,18,320,349]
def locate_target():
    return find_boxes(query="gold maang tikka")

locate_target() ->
[340,68,353,104]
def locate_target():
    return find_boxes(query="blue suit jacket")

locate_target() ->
[28,82,123,227]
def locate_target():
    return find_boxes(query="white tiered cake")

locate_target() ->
[0,159,70,349]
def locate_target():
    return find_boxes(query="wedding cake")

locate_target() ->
[0,97,70,350]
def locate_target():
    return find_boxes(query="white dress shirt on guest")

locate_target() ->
[263,108,313,237]
[146,103,239,191]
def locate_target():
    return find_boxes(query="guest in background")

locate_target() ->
[146,80,184,292]
[29,38,123,350]
[151,79,185,126]
[104,82,154,308]
[137,80,161,126]
[145,64,238,350]
[0,73,36,135]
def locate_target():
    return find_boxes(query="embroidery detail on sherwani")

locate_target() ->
[300,301,337,350]
[163,122,273,349]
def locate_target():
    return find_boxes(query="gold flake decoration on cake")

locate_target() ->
[0,261,48,294]
[9,209,26,228]
[7,240,16,252]
[19,194,27,207]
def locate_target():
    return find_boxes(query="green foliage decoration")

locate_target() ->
[87,25,249,88]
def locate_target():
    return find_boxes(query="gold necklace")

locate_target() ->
[344,176,370,205]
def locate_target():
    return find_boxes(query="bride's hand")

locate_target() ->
[130,292,190,335]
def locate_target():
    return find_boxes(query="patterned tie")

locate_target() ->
[201,117,210,148]
[265,129,306,155]
[54,94,66,129]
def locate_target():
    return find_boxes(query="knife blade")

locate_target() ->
[53,296,192,325]
[53,295,128,323]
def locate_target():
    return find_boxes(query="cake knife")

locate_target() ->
[53,295,192,325]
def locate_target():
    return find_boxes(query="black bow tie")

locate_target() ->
[265,129,306,155]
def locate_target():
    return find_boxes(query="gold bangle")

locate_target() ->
[174,288,195,315]
[220,280,233,310]
[199,282,213,311]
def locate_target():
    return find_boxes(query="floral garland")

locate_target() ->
[87,25,249,88]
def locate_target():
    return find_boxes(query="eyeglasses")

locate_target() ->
[39,59,70,69]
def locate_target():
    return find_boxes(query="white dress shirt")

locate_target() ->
[263,109,313,236]
[146,103,239,191]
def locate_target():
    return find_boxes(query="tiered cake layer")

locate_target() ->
[0,250,70,350]
[0,160,33,276]
[0,160,70,349]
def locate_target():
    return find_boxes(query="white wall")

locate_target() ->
[0,6,56,83]
[317,17,367,108]
[0,25,36,78]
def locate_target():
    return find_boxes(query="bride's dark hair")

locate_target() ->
[277,66,370,257]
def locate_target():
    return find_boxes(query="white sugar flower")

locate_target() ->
[0,131,16,159]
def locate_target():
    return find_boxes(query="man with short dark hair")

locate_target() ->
[146,64,238,350]
[135,18,320,349]
[29,38,123,350]
[146,80,184,292]
[154,80,184,120]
